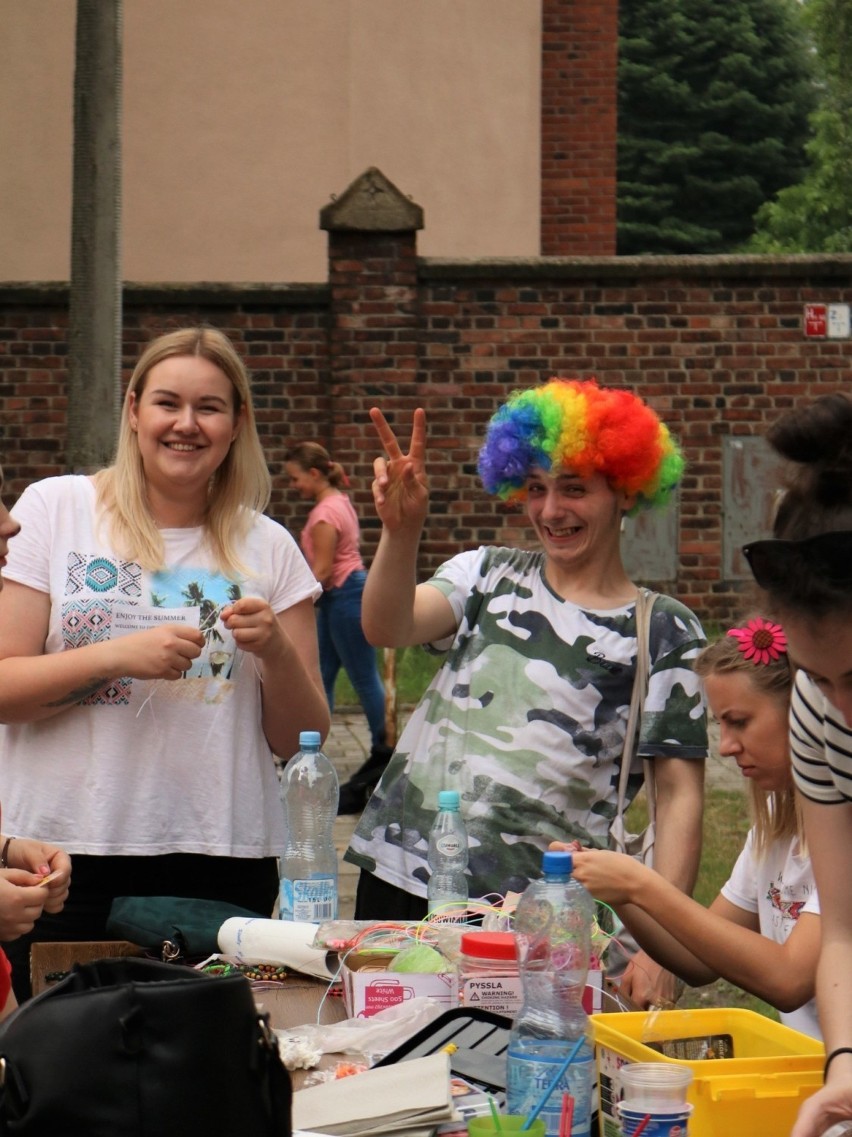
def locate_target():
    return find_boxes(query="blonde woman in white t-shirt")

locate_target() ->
[0,328,328,1001]
[552,619,822,1037]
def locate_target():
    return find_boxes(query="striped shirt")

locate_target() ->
[791,670,852,804]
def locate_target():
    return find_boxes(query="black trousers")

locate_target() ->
[353,868,428,921]
[2,853,278,1003]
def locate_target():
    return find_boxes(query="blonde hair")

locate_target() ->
[94,327,271,576]
[694,629,802,858]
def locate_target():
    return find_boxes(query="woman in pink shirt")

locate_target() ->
[286,443,391,813]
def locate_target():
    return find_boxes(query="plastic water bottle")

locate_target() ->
[426,789,469,919]
[278,730,339,922]
[506,851,595,1137]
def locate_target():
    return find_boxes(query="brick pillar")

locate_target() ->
[540,0,618,255]
[320,166,424,743]
[319,165,423,538]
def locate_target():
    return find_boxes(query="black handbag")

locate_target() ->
[0,956,292,1137]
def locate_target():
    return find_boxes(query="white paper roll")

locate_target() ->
[218,917,335,981]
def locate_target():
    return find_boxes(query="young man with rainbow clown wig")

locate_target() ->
[344,378,708,1008]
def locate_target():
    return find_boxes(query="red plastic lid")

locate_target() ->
[460,931,518,961]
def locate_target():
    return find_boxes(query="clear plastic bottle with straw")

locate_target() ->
[506,850,595,1137]
[426,790,469,921]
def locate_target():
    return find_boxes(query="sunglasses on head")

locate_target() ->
[742,531,852,592]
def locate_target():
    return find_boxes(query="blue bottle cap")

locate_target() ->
[437,790,460,810]
[542,850,573,875]
[299,731,322,748]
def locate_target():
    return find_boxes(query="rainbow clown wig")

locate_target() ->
[477,378,684,512]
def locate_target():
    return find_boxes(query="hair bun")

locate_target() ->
[767,392,852,469]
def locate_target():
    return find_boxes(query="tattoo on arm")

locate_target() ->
[45,679,109,707]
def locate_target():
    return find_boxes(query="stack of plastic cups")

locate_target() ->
[615,1064,693,1136]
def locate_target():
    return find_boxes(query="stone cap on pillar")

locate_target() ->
[320,167,424,233]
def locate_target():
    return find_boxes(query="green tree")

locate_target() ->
[618,0,816,254]
[751,0,852,252]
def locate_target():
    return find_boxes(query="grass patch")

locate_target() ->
[333,646,442,707]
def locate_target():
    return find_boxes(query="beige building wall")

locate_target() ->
[0,0,541,283]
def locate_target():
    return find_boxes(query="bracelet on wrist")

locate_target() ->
[824,1047,852,1081]
[0,836,14,869]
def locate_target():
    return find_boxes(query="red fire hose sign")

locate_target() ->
[805,304,827,337]
[804,303,851,338]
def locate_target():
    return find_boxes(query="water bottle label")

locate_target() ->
[434,833,464,857]
[507,1042,593,1137]
[279,876,338,922]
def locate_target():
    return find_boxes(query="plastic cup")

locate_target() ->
[617,1063,693,1109]
[616,1101,693,1136]
[468,1115,547,1137]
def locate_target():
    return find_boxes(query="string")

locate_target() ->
[130,605,254,720]
[135,678,164,719]
[313,945,356,1024]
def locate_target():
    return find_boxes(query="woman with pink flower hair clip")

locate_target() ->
[553,615,822,1038]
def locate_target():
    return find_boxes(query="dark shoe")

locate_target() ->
[336,744,393,815]
[337,778,376,815]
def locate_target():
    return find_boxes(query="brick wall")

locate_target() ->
[3,245,852,627]
[541,0,618,254]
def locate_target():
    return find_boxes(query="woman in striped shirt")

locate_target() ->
[743,392,852,1137]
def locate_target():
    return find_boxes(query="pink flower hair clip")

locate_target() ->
[726,618,788,665]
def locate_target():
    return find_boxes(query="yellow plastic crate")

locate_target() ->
[591,1008,824,1137]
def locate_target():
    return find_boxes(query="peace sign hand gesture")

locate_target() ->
[369,407,429,533]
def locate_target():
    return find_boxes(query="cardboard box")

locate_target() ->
[583,965,604,1014]
[342,952,459,1019]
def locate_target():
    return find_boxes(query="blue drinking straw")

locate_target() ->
[520,1036,586,1131]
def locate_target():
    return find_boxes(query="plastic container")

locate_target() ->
[506,851,595,1137]
[468,1116,546,1137]
[459,931,522,1018]
[278,730,339,922]
[618,1063,692,1109]
[591,1008,825,1137]
[616,1101,694,1137]
[426,789,469,919]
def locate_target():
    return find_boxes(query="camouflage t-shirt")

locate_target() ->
[344,546,708,900]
